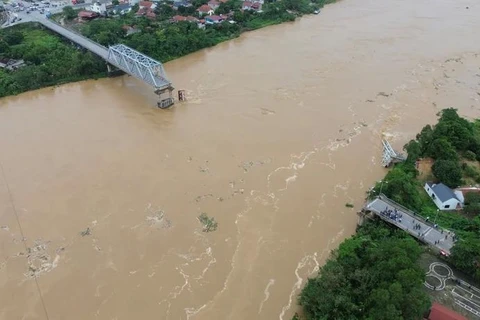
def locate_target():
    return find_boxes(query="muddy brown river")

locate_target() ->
[1,0,480,319]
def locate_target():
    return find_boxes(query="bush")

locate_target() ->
[432,159,463,188]
[299,221,430,320]
[464,150,477,161]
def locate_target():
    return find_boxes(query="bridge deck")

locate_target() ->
[30,17,171,91]
[35,17,108,59]
[365,196,455,254]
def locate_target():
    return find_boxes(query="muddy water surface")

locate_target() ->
[1,0,480,319]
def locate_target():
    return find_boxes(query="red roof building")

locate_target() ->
[427,303,467,320]
[171,15,199,22]
[136,7,156,18]
[172,15,187,21]
[78,11,99,19]
[197,4,213,14]
[186,15,199,22]
[139,1,153,8]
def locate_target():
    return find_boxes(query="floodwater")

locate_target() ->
[1,0,480,319]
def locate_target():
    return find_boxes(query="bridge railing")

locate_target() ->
[375,194,452,232]
[35,18,108,56]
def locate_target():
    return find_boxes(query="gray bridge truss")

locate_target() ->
[23,17,173,94]
[107,44,171,91]
[381,139,406,167]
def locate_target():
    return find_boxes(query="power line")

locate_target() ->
[0,161,50,320]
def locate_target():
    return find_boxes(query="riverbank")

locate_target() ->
[296,109,480,319]
[0,0,334,98]
[1,0,480,318]
[0,23,106,98]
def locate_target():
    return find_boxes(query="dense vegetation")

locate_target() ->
[297,109,480,320]
[0,23,106,98]
[369,109,480,281]
[79,0,334,63]
[299,221,430,320]
[0,0,334,97]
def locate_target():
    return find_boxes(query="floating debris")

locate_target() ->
[198,213,218,233]
[146,208,172,229]
[377,92,391,97]
[80,227,91,237]
[194,194,214,203]
[239,158,271,172]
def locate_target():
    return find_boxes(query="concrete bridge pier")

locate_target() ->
[106,64,124,77]
[155,86,175,109]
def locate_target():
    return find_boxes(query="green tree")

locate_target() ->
[450,235,480,281]
[416,124,434,155]
[432,159,462,188]
[463,192,480,215]
[62,6,77,20]
[3,30,24,45]
[403,140,421,163]
[373,166,423,211]
[112,0,119,4]
[426,138,458,161]
[299,221,430,320]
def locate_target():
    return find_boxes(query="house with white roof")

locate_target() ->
[424,182,464,211]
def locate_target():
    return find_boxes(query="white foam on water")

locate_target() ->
[278,228,345,320]
[258,278,276,314]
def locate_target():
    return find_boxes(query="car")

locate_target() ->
[18,17,22,20]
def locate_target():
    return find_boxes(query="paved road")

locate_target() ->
[34,16,108,58]
[1,4,173,91]
[1,3,108,58]
[366,196,455,254]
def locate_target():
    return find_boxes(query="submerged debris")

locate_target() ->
[80,227,91,237]
[377,92,391,97]
[198,213,218,233]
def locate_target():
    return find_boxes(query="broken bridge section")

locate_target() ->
[107,44,174,108]
[107,44,172,91]
[382,139,406,167]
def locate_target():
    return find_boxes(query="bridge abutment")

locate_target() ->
[156,87,175,109]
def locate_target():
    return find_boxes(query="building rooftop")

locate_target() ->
[427,182,458,202]
[197,4,212,12]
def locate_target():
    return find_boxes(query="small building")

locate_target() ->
[186,15,199,22]
[112,3,132,14]
[89,2,106,15]
[205,14,223,24]
[136,7,156,18]
[139,1,156,10]
[197,4,214,16]
[77,10,99,20]
[251,2,261,10]
[424,182,464,211]
[425,302,467,320]
[173,1,192,10]
[171,14,187,22]
[242,1,252,10]
[171,15,199,22]
[0,58,25,71]
[207,0,220,10]
[242,0,261,10]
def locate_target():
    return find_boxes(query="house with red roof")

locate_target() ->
[77,10,99,20]
[171,15,199,23]
[136,6,156,18]
[139,1,156,10]
[242,1,261,11]
[171,15,187,22]
[425,303,467,320]
[197,4,214,16]
[205,14,223,24]
[207,0,220,10]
